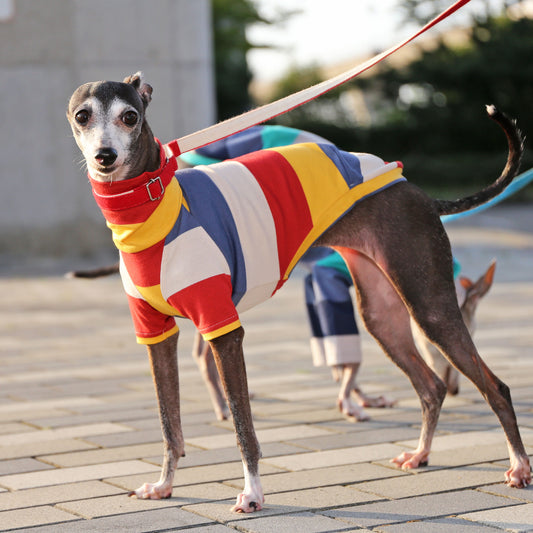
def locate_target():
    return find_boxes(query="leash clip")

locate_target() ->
[146,176,164,201]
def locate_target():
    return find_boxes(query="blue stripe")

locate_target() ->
[194,126,264,161]
[317,144,364,188]
[176,168,247,303]
[315,299,358,336]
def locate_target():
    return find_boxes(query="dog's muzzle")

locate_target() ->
[95,148,118,167]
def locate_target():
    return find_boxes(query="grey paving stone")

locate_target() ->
[39,442,164,467]
[186,424,334,450]
[0,438,97,461]
[372,442,511,472]
[322,489,519,528]
[0,505,79,531]
[227,511,364,533]
[265,485,380,509]
[287,425,422,451]
[0,457,54,475]
[459,503,533,532]
[227,463,407,495]
[0,480,123,511]
[262,443,408,471]
[355,463,507,499]
[377,516,502,532]
[477,483,533,503]
[28,407,158,429]
[57,492,185,518]
[84,428,165,447]
[0,460,160,490]
[18,508,214,532]
[0,422,132,447]
[107,461,282,492]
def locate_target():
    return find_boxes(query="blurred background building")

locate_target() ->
[0,0,215,265]
[1,0,531,272]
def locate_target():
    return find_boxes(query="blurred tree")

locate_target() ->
[211,0,295,120]
[212,0,266,120]
[270,6,533,195]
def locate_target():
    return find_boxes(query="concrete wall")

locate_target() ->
[0,0,215,263]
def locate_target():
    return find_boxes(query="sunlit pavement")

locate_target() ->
[0,204,532,532]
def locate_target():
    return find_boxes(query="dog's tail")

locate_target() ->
[435,105,524,217]
[65,262,120,279]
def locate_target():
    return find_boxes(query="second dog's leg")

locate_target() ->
[192,332,229,420]
[209,327,264,513]
[339,249,447,469]
[130,333,184,499]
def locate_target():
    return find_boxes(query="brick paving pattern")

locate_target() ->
[1,205,532,532]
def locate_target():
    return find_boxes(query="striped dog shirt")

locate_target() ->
[90,139,405,344]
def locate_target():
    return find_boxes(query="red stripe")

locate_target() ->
[238,150,313,276]
[121,241,164,287]
[126,293,176,340]
[167,274,238,334]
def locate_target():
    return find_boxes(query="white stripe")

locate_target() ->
[202,162,280,306]
[160,226,231,299]
[119,254,144,299]
[352,153,398,182]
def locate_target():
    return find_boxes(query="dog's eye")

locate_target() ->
[75,110,90,125]
[122,111,138,126]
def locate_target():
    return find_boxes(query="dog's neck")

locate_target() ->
[126,121,161,179]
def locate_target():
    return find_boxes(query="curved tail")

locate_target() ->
[435,105,524,217]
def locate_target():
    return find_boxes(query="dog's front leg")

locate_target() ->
[129,332,184,499]
[209,327,264,513]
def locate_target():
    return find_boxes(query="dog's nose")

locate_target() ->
[95,148,118,167]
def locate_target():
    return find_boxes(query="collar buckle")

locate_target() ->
[146,176,164,201]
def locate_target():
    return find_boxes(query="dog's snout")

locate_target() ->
[95,148,118,167]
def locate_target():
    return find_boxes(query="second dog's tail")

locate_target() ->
[435,105,524,217]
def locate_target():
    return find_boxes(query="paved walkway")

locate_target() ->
[1,205,533,532]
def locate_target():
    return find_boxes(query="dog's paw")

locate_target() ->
[505,458,531,488]
[337,398,370,422]
[390,450,429,470]
[128,481,172,500]
[230,492,264,513]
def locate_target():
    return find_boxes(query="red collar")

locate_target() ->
[89,139,178,211]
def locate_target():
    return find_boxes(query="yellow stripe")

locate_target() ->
[201,319,241,341]
[137,285,182,316]
[108,179,182,253]
[283,168,404,278]
[268,144,349,225]
[136,324,179,345]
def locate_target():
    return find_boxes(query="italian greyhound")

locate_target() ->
[67,72,530,513]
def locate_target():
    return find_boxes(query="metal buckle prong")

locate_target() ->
[146,176,164,201]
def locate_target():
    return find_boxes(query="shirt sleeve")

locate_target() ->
[126,294,179,345]
[167,273,241,340]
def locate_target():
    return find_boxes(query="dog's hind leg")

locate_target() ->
[336,248,447,469]
[209,327,264,513]
[408,297,531,487]
[192,332,229,421]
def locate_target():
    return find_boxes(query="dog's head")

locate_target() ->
[67,72,155,181]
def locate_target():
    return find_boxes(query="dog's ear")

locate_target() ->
[124,71,153,109]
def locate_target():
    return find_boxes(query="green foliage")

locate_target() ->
[211,0,295,120]
[212,0,263,120]
[270,10,533,197]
